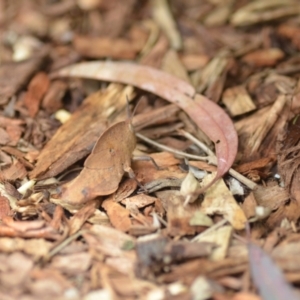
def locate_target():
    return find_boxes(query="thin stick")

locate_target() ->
[136,132,211,162]
[44,230,86,261]
[179,129,216,160]
[228,168,257,190]
[151,212,168,227]
[179,130,257,190]
[192,219,228,242]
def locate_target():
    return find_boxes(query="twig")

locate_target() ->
[137,131,257,190]
[228,168,257,190]
[44,230,86,261]
[136,132,211,162]
[179,130,217,163]
[179,130,257,190]
[192,219,228,242]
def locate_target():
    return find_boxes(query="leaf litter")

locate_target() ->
[0,0,300,299]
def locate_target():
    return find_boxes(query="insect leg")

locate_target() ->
[123,165,148,193]
[132,155,162,170]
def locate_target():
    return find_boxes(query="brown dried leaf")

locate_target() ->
[102,198,132,232]
[121,194,157,209]
[132,104,180,132]
[162,49,190,83]
[69,199,98,235]
[113,179,138,202]
[133,159,185,184]
[60,115,136,204]
[253,185,289,211]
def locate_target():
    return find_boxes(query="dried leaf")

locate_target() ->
[69,199,98,235]
[121,194,157,209]
[189,211,213,227]
[102,198,132,232]
[201,173,247,230]
[180,170,200,206]
[60,114,136,204]
[195,225,233,261]
[113,179,138,202]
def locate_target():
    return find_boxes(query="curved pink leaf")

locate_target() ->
[52,61,238,192]
[54,61,195,98]
[194,94,238,190]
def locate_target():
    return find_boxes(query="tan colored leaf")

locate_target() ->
[201,173,247,230]
[102,198,132,232]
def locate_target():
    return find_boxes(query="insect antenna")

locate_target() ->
[126,95,143,130]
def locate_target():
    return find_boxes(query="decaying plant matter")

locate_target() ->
[0,1,300,299]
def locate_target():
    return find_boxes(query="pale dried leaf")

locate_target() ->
[201,173,247,230]
[194,225,233,261]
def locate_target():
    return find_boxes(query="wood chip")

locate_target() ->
[222,85,256,116]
